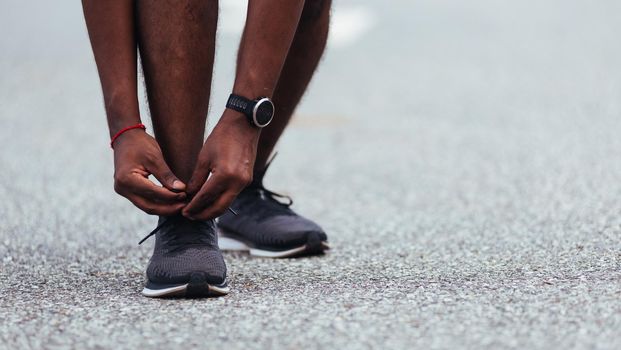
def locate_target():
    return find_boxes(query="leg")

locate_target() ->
[134,1,230,298]
[217,0,331,258]
[253,0,331,175]
[182,0,306,220]
[136,0,218,183]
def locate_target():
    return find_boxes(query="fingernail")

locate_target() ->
[172,180,185,190]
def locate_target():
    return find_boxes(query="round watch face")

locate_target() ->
[253,98,274,127]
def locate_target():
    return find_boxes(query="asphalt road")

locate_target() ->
[2,0,621,349]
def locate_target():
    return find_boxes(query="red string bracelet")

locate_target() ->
[110,123,146,148]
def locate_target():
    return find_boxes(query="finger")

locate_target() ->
[126,173,187,203]
[186,156,211,196]
[182,173,228,218]
[126,193,186,216]
[186,191,238,220]
[148,156,186,192]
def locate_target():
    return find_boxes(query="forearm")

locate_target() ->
[185,1,306,218]
[234,0,306,99]
[82,0,140,138]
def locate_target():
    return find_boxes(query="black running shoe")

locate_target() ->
[217,156,329,258]
[139,215,229,298]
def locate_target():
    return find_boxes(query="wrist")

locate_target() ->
[225,93,275,128]
[219,110,262,136]
[109,117,142,139]
[110,123,146,149]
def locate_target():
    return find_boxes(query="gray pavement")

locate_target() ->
[2,0,621,349]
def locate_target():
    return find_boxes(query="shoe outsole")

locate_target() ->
[142,273,229,298]
[218,230,330,258]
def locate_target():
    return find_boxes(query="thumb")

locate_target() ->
[150,157,186,192]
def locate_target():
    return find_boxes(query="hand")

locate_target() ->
[183,110,260,220]
[113,129,187,215]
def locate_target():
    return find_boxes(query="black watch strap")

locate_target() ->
[226,94,254,116]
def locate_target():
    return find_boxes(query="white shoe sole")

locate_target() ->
[218,232,330,258]
[142,281,229,298]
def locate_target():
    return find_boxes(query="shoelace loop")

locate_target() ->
[138,208,236,245]
[257,187,293,207]
[250,152,293,207]
[138,217,213,251]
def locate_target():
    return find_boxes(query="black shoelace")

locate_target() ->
[139,217,174,245]
[250,152,293,207]
[158,219,212,252]
[256,187,293,207]
[138,208,237,245]
[138,216,213,252]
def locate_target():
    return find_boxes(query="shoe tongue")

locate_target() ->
[157,214,179,226]
[159,219,216,250]
[158,215,214,236]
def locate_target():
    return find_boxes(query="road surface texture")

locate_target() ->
[1,0,621,349]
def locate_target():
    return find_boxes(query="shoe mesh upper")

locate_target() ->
[146,216,226,285]
[217,186,327,250]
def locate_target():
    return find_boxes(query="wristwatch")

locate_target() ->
[226,94,275,128]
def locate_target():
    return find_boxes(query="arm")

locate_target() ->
[82,0,139,135]
[82,0,187,215]
[183,0,306,220]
